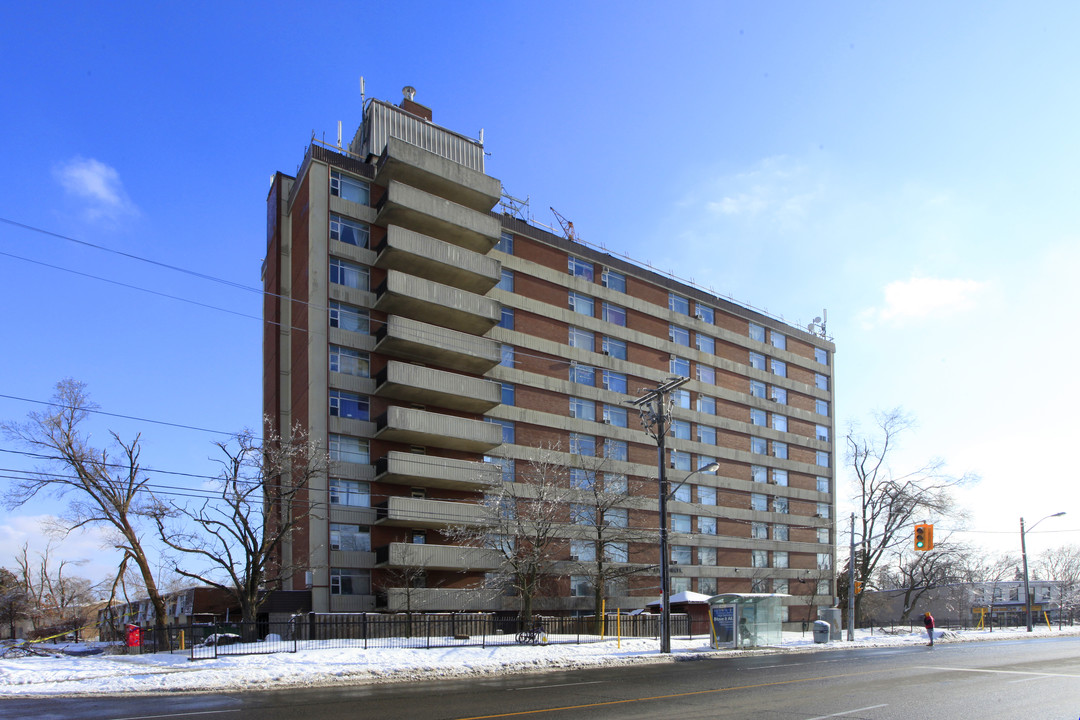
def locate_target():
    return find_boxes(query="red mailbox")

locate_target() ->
[125,624,142,647]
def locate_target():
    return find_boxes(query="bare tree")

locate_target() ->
[14,541,99,633]
[0,567,30,639]
[2,379,169,644]
[150,423,327,626]
[449,445,570,625]
[878,544,966,621]
[1035,545,1080,624]
[846,408,976,621]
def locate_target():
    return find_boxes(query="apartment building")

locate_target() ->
[264,88,836,626]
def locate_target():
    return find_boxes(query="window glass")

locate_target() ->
[816,476,830,493]
[568,326,594,350]
[329,345,369,377]
[751,465,767,484]
[570,364,595,386]
[772,441,788,459]
[750,380,766,398]
[670,325,690,346]
[816,373,829,390]
[485,456,515,483]
[697,425,716,445]
[696,334,715,354]
[696,305,714,324]
[673,389,691,409]
[697,485,716,505]
[330,171,370,205]
[749,352,766,370]
[772,414,787,432]
[603,404,628,427]
[751,437,767,455]
[749,323,765,342]
[773,551,789,569]
[602,336,627,359]
[570,397,595,422]
[816,425,829,441]
[770,386,787,405]
[329,215,369,247]
[602,302,626,326]
[669,293,690,315]
[330,568,371,595]
[773,524,789,541]
[670,449,691,470]
[817,553,832,570]
[604,473,627,494]
[817,451,830,467]
[750,408,766,426]
[570,504,596,525]
[602,370,627,393]
[699,577,717,595]
[816,398,829,416]
[670,356,690,377]
[698,546,717,565]
[486,418,515,443]
[817,502,830,519]
[697,395,716,414]
[697,365,715,384]
[751,493,768,511]
[328,301,368,333]
[771,469,788,487]
[501,383,515,406]
[570,468,596,489]
[601,268,626,292]
[500,344,514,368]
[752,522,768,539]
[568,256,594,281]
[698,516,717,535]
[671,545,693,565]
[604,508,628,528]
[770,359,787,378]
[497,268,514,291]
[770,332,786,351]
[329,478,370,506]
[570,540,595,561]
[815,347,828,365]
[569,291,594,316]
[671,419,691,440]
[672,483,691,502]
[329,258,369,290]
[498,307,514,329]
[495,231,514,254]
[570,575,590,596]
[605,542,629,563]
[752,550,768,568]
[330,523,371,552]
[817,528,829,544]
[329,390,369,420]
[773,496,789,514]
[605,438,628,461]
[570,433,596,456]
[329,434,369,464]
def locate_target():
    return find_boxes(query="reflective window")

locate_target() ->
[570,468,596,489]
[669,293,690,315]
[757,407,774,429]
[603,302,626,326]
[568,256,594,281]
[329,345,369,377]
[816,373,829,390]
[570,364,595,386]
[772,414,788,432]
[695,305,714,324]
[605,438,628,461]
[569,326,595,350]
[816,398,829,416]
[603,404,628,427]
[671,545,693,565]
[329,301,368,333]
[696,334,715,354]
[330,171,370,205]
[329,215,369,247]
[697,485,716,505]
[670,450,691,470]
[815,347,828,365]
[329,478,370,506]
[601,268,626,292]
[329,390,368,420]
[670,325,690,346]
[330,568,371,595]
[750,380,766,398]
[770,332,786,351]
[672,420,691,440]
[749,323,765,342]
[698,516,717,535]
[497,268,514,291]
[672,514,692,533]
[751,437,767,455]
[697,365,715,384]
[569,291,594,316]
[500,344,514,368]
[771,469,788,487]
[498,307,514,329]
[670,356,690,377]
[770,386,787,405]
[697,425,716,445]
[495,231,514,254]
[697,395,716,414]
[770,359,787,378]
[698,546,717,565]
[602,336,627,359]
[602,370,627,393]
[329,435,369,464]
[751,493,768,511]
[772,441,788,459]
[570,433,596,456]
[329,258,369,290]
[330,523,370,552]
[570,397,595,422]
[751,465,767,483]
[817,451,830,467]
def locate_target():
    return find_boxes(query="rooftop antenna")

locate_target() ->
[337,121,342,150]
[807,309,828,338]
[360,75,366,108]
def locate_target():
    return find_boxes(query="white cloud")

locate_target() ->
[701,156,822,226]
[859,276,986,328]
[53,156,138,220]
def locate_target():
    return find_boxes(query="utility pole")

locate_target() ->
[847,512,855,641]
[630,376,689,654]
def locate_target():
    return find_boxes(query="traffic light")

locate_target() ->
[854,581,863,595]
[914,523,935,551]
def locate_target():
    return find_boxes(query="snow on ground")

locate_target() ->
[1,626,1077,697]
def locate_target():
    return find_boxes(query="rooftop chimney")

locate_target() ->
[399,85,433,121]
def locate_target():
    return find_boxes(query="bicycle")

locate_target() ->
[516,623,546,645]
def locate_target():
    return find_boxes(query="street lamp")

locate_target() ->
[1020,512,1066,632]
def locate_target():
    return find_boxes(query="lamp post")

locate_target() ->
[1020,512,1065,632]
[630,377,718,654]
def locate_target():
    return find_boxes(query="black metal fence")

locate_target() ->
[184,612,691,661]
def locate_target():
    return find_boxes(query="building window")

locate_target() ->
[697,365,715,384]
[816,451,830,467]
[486,418,515,443]
[751,437,767,455]
[816,476,830,493]
[771,414,787,432]
[817,528,829,544]
[602,336,627,359]
[570,433,596,457]
[698,516,717,535]
[602,302,626,326]
[669,293,690,315]
[568,256,594,281]
[749,352,767,371]
[752,522,768,539]
[772,441,787,460]
[329,478,370,507]
[697,425,716,445]
[750,380,766,399]
[773,496,789,514]
[749,323,766,342]
[330,171,370,205]
[670,450,691,470]
[329,258,369,290]
[603,404,628,427]
[751,465,767,483]
[817,502,830,519]
[695,305,714,324]
[670,356,690,377]
[816,373,829,391]
[697,395,716,415]
[501,383,515,406]
[498,307,514,329]
[329,390,369,420]
[751,493,768,512]
[602,370,627,393]
[670,325,690,346]
[570,397,596,422]
[816,425,829,442]
[485,456,515,483]
[330,568,371,595]
[672,577,692,594]
[771,469,788,487]
[605,542,629,563]
[500,344,515,368]
[773,524,789,541]
[571,504,596,526]
[570,363,596,386]
[770,386,787,405]
[496,231,514,254]
[604,473,628,494]
[329,435,369,465]
[328,301,368,334]
[497,268,514,291]
[670,389,689,409]
[696,334,715,354]
[770,359,787,378]
[601,268,626,292]
[569,291,594,316]
[773,551,789,569]
[770,332,786,351]
[605,438,628,461]
[815,347,828,365]
[672,482,691,502]
[604,508,628,528]
[752,550,768,568]
[570,540,596,562]
[816,398,829,416]
[699,577,717,595]
[330,523,371,552]
[817,553,832,570]
[570,468,596,489]
[329,215,369,247]
[697,546,717,566]
[671,419,691,440]
[570,575,591,596]
[671,545,693,565]
[698,485,716,505]
[329,345,370,377]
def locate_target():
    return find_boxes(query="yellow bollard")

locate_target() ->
[179,629,185,651]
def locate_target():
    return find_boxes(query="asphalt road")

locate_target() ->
[5,637,1079,720]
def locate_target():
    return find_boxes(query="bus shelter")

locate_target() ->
[708,593,787,649]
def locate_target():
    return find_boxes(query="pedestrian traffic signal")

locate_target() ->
[914,523,934,551]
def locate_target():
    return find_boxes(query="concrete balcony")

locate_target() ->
[328,595,376,613]
[374,225,501,295]
[375,360,500,414]
[375,315,501,375]
[374,405,502,453]
[374,542,502,571]
[375,181,502,254]
[374,270,500,336]
[375,137,502,213]
[375,496,490,529]
[384,587,501,612]
[374,451,500,491]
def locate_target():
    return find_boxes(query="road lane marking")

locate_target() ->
[804,705,888,720]
[453,669,893,719]
[922,666,1080,679]
[111,712,241,720]
[513,681,605,690]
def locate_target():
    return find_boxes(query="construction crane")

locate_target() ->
[550,207,581,243]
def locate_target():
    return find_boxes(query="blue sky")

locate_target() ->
[2,1,1077,584]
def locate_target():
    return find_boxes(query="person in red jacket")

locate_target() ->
[923,611,935,646]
